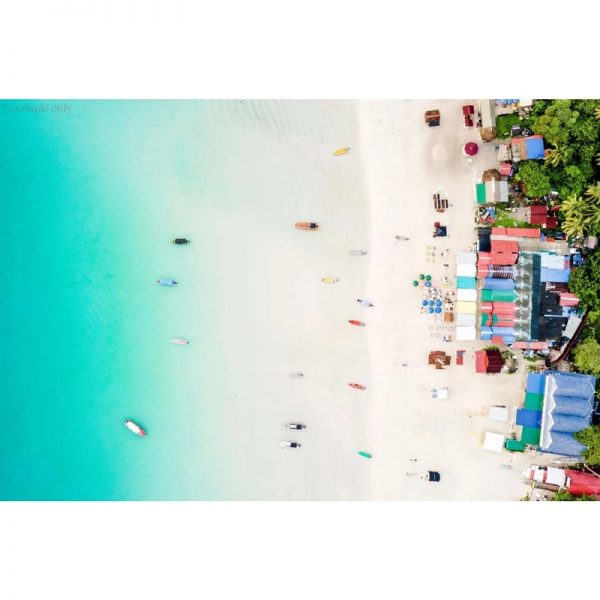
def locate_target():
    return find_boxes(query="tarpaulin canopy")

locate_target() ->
[457,289,477,301]
[456,301,477,314]
[456,326,477,340]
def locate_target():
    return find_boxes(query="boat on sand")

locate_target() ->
[348,383,366,390]
[333,147,350,156]
[348,320,366,327]
[322,277,339,284]
[295,222,319,230]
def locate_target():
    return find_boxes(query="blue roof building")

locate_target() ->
[539,371,596,457]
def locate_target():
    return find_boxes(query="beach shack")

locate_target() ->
[475,180,509,205]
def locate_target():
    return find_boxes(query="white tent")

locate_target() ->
[456,252,477,265]
[457,289,477,302]
[456,313,476,326]
[489,406,508,422]
[456,264,477,277]
[483,432,505,453]
[456,326,477,340]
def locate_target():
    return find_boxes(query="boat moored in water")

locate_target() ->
[170,338,190,345]
[333,147,350,156]
[157,278,177,286]
[173,238,190,245]
[124,419,147,437]
[348,320,366,327]
[295,222,319,230]
[348,383,366,390]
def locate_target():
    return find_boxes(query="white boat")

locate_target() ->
[349,250,367,256]
[124,419,147,437]
[280,440,301,449]
[170,338,190,345]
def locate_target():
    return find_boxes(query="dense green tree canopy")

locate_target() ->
[575,427,600,465]
[569,250,600,311]
[573,338,600,376]
[514,161,551,197]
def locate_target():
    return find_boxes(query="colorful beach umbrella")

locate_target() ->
[435,307,442,313]
[464,142,479,156]
[419,274,425,280]
[413,280,419,287]
[436,300,442,306]
[425,281,431,288]
[422,300,428,306]
[428,300,434,306]
[425,275,431,281]
[428,307,434,314]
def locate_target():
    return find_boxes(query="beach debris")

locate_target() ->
[295,222,319,230]
[289,372,305,378]
[322,277,339,283]
[333,147,350,156]
[348,383,366,390]
[358,451,372,459]
[156,278,177,286]
[280,441,301,449]
[348,320,366,327]
[357,298,374,307]
[349,249,367,256]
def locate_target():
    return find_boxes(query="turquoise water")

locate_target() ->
[0,101,232,499]
[0,100,366,500]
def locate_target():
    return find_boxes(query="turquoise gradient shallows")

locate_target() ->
[0,100,366,500]
[0,100,234,499]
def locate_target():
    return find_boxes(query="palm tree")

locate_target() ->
[585,182,600,203]
[544,144,564,167]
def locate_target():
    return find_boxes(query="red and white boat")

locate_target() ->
[124,419,147,437]
[295,222,319,230]
[348,383,366,390]
[170,338,190,345]
[348,320,366,327]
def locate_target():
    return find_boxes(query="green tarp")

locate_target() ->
[480,289,518,302]
[524,392,544,411]
[476,182,487,204]
[505,439,526,452]
[521,426,541,445]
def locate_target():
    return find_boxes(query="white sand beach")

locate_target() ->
[206,100,550,500]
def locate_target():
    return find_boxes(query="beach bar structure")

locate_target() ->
[475,227,576,349]
[455,252,477,340]
[510,372,597,456]
[475,180,509,205]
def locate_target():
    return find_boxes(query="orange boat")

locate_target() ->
[295,222,319,230]
[348,383,366,390]
[348,320,366,327]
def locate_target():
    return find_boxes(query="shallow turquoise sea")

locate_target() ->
[0,100,236,499]
[0,99,366,500]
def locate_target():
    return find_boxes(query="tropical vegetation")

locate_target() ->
[569,250,600,311]
[575,426,600,465]
[572,337,600,376]
[552,489,597,501]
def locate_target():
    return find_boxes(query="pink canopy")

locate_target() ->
[464,142,479,156]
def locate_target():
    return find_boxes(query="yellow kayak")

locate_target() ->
[322,277,339,284]
[333,147,350,156]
